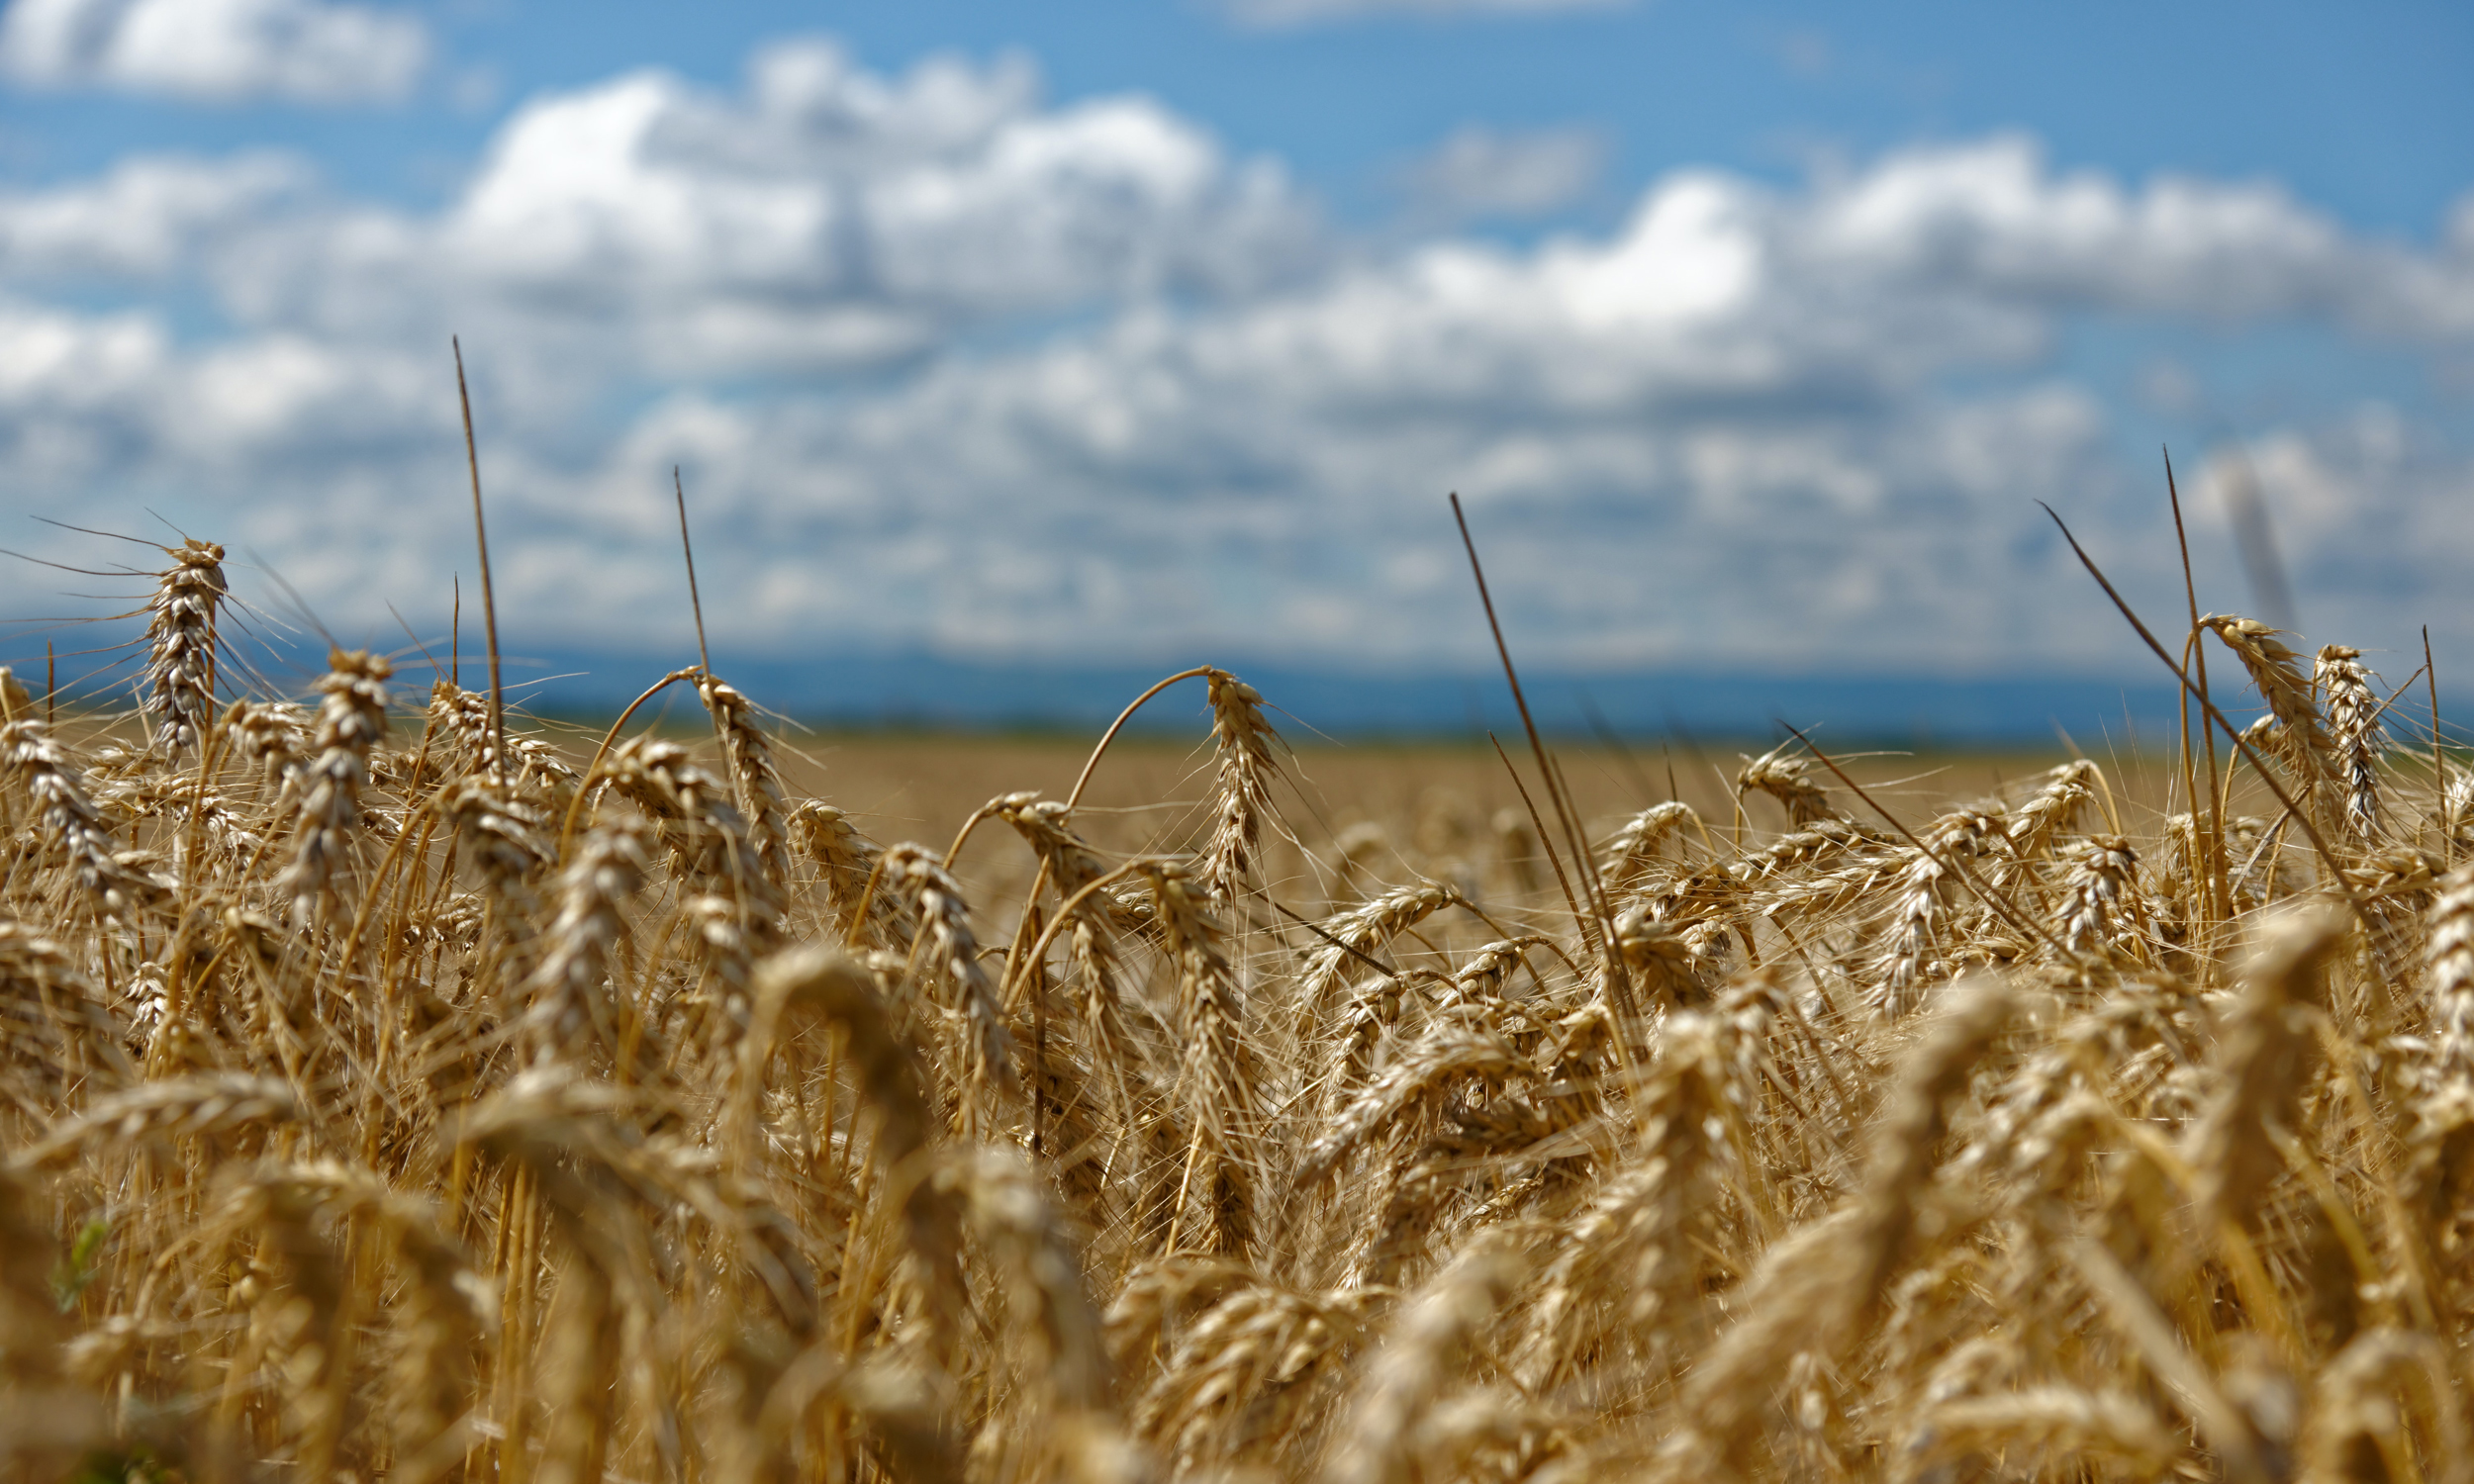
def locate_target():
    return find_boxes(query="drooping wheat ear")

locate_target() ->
[881,843,1016,1121]
[787,800,908,948]
[523,822,647,1063]
[371,1190,496,1484]
[1296,1022,1519,1188]
[686,891,765,1053]
[1327,974,1428,1100]
[752,946,930,1165]
[700,673,790,890]
[1325,1231,1524,1484]
[1299,880,1460,1032]
[1661,977,2016,1479]
[13,1070,302,1167]
[275,648,393,926]
[1447,936,1554,1005]
[1105,1253,1253,1380]
[996,794,1144,1099]
[2341,845,2435,997]
[2317,644,2384,842]
[437,774,555,1019]
[1517,1009,1730,1389]
[995,793,1110,897]
[1880,810,2004,1016]
[1612,902,1720,1006]
[224,698,312,791]
[205,1159,493,1484]
[2056,835,2141,958]
[2193,907,2343,1236]
[1737,742,1840,826]
[935,1147,1113,1415]
[427,681,576,790]
[2429,864,2474,1074]
[0,719,166,918]
[439,774,550,898]
[1143,860,1261,1255]
[1600,800,1700,888]
[142,536,227,757]
[1850,974,2017,1292]
[428,677,497,774]
[1130,1275,1366,1471]
[1905,1387,2182,1478]
[1201,669,1285,899]
[455,1079,662,1469]
[0,920,135,1092]
[2203,614,2336,790]
[605,736,777,924]
[2003,759,2099,862]
[2438,766,2474,858]
[211,1164,358,1475]
[534,1252,619,1484]
[2302,1329,2473,1484]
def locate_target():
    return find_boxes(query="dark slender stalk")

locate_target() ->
[1450,494,1630,1011]
[2166,450,2232,951]
[452,337,506,785]
[675,467,713,676]
[1067,667,1214,809]
[1269,897,1400,979]
[1489,733,1591,959]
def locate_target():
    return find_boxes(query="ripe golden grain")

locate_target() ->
[8,535,2474,1484]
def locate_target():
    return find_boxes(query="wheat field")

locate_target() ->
[5,534,2474,1484]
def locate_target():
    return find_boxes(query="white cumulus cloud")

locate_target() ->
[0,46,2467,682]
[187,40,1321,388]
[0,0,428,103]
[0,151,313,277]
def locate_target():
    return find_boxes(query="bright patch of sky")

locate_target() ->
[0,0,2467,683]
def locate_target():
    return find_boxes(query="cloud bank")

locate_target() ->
[0,0,428,103]
[0,38,2467,683]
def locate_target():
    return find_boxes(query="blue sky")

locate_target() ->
[0,0,2469,689]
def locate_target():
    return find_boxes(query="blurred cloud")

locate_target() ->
[201,40,1322,393]
[0,39,2467,678]
[0,151,313,276]
[0,0,429,104]
[1395,125,1606,224]
[1222,0,1629,28]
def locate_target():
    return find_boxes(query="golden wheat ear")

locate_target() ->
[274,648,392,927]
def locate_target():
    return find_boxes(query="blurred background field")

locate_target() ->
[746,726,2171,923]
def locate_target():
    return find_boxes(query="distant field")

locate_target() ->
[775,727,2158,865]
